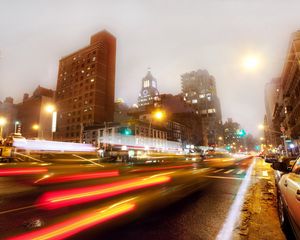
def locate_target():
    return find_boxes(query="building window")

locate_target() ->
[192,99,198,104]
[143,80,150,88]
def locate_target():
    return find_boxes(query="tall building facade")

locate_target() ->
[181,69,222,146]
[55,30,116,142]
[264,78,281,145]
[223,118,240,146]
[273,31,300,143]
[138,70,160,108]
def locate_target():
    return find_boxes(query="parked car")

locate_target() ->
[271,157,300,239]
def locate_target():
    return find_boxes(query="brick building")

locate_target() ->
[54,30,116,142]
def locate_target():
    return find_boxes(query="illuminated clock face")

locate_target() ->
[143,89,148,96]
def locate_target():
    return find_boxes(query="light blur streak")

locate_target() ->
[37,175,171,209]
[100,133,182,152]
[35,170,119,185]
[130,164,194,173]
[0,167,48,176]
[13,139,95,152]
[8,202,136,240]
[216,157,256,240]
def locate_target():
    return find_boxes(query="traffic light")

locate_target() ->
[119,127,133,135]
[236,129,246,138]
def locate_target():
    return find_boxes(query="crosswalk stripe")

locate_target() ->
[213,169,224,173]
[224,169,234,174]
[237,170,245,175]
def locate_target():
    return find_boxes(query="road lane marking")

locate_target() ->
[224,169,234,174]
[205,175,243,180]
[213,169,224,173]
[262,170,268,177]
[216,158,256,240]
[236,170,245,175]
[0,205,36,215]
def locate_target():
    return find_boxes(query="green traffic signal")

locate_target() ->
[236,129,246,137]
[119,127,133,135]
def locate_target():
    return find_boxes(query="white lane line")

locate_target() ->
[224,169,234,174]
[237,170,245,175]
[262,170,268,177]
[213,169,224,173]
[216,158,256,240]
[0,205,36,215]
[205,175,243,181]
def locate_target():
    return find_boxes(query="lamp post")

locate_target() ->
[148,110,165,138]
[14,121,20,133]
[32,124,40,138]
[0,117,7,139]
[44,104,56,141]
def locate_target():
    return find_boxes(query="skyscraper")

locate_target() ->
[138,70,160,108]
[181,69,222,146]
[55,30,116,142]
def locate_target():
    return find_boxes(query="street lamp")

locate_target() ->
[242,54,261,71]
[0,117,7,139]
[14,121,20,133]
[45,104,55,114]
[32,124,39,130]
[258,124,264,130]
[44,104,57,140]
[149,110,165,138]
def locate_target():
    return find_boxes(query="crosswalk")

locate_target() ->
[211,168,270,178]
[212,168,245,175]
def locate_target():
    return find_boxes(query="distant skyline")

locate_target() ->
[1,0,300,136]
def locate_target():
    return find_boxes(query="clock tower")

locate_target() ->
[138,69,160,107]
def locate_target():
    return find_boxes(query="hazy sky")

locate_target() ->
[1,0,300,136]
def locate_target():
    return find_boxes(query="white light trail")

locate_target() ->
[216,158,256,240]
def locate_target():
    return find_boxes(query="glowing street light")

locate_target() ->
[32,124,40,130]
[44,104,57,140]
[243,55,260,71]
[0,117,7,139]
[0,117,7,127]
[260,137,264,141]
[149,110,166,137]
[258,124,265,130]
[45,104,56,113]
[153,110,165,121]
[15,120,20,133]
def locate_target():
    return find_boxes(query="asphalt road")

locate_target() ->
[0,157,255,240]
[83,157,254,240]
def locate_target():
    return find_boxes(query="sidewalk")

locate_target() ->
[233,157,286,240]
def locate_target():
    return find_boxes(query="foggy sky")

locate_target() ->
[1,0,300,136]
